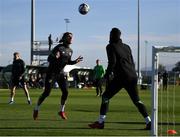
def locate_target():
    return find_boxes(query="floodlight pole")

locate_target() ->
[64,18,70,32]
[137,0,141,84]
[145,40,148,76]
[31,0,35,65]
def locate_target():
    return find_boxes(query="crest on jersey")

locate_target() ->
[69,52,72,56]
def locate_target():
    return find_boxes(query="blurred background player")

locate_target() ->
[33,32,83,120]
[8,52,31,104]
[93,59,105,96]
[48,34,53,51]
[162,70,168,91]
[88,28,151,130]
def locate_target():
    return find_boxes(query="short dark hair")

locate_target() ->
[59,32,73,43]
[110,28,121,36]
[109,28,121,43]
[13,52,19,56]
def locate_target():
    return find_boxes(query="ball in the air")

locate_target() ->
[78,3,90,15]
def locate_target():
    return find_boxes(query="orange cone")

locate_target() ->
[167,129,177,135]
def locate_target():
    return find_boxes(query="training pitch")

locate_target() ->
[0,86,180,136]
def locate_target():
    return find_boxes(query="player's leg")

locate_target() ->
[163,81,165,90]
[20,77,31,104]
[8,77,18,104]
[99,79,122,120]
[124,80,151,130]
[99,79,103,96]
[57,73,68,120]
[95,79,99,96]
[89,77,122,129]
[9,86,16,104]
[37,74,53,106]
[33,74,53,120]
[163,81,168,91]
[23,84,31,104]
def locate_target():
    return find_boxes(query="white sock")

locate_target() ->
[10,98,14,102]
[27,97,31,101]
[60,105,65,112]
[145,116,151,124]
[98,115,106,124]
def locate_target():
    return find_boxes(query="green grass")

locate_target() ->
[0,86,180,136]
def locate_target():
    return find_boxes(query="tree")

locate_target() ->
[172,61,180,72]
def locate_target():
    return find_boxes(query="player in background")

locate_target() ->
[48,34,53,51]
[33,32,83,120]
[162,70,168,91]
[88,28,151,130]
[8,52,31,105]
[93,59,105,96]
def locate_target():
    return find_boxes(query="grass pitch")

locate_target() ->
[0,86,180,136]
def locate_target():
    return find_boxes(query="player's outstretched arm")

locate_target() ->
[75,56,83,63]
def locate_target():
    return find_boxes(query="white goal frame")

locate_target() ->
[151,46,180,136]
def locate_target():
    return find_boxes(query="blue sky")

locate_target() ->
[0,0,180,70]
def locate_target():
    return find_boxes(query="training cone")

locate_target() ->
[167,129,177,135]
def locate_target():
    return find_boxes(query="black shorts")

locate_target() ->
[103,76,140,103]
[11,76,26,87]
[95,78,103,87]
[45,72,67,89]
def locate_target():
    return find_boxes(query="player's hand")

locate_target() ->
[104,72,114,81]
[76,56,83,63]
[55,51,61,59]
[19,76,22,80]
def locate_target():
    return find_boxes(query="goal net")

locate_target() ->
[151,46,180,136]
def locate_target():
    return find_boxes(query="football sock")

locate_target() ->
[98,115,106,124]
[10,98,14,102]
[145,116,151,124]
[60,105,65,112]
[34,105,40,111]
[27,97,31,101]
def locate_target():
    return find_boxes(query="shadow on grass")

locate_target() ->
[1,118,180,126]
[0,120,147,130]
[0,127,89,130]
[107,121,180,125]
[0,118,60,121]
[0,126,151,131]
[72,109,98,112]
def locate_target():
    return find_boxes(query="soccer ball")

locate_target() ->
[78,3,90,15]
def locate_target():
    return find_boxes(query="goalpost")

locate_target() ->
[151,46,180,136]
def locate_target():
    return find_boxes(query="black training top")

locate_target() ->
[47,44,77,74]
[12,59,25,77]
[105,39,137,81]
